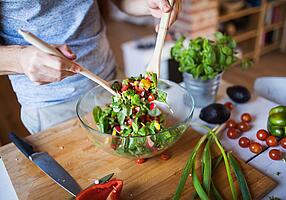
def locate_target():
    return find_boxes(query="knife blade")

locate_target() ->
[8,132,82,196]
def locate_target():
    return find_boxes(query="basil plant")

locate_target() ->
[171,32,252,81]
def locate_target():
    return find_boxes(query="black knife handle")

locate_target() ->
[8,132,35,158]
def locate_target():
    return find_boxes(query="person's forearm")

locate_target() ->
[0,45,24,75]
[111,0,150,16]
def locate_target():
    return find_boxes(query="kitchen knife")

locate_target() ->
[8,132,82,196]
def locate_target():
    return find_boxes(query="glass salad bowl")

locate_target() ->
[76,79,195,159]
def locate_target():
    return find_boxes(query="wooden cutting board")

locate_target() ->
[0,119,277,200]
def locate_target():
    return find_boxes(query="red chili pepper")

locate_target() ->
[76,179,123,200]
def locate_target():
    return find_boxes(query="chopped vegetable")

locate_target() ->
[160,152,171,160]
[136,158,146,164]
[92,72,181,157]
[93,72,166,137]
[76,179,123,200]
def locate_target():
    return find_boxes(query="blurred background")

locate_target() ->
[1,0,285,145]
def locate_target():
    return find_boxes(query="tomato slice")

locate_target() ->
[76,179,123,200]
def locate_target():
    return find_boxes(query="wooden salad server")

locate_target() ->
[18,29,117,96]
[146,0,174,78]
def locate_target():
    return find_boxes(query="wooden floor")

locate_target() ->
[0,20,285,145]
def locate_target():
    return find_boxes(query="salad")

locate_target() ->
[92,72,184,157]
[93,72,166,137]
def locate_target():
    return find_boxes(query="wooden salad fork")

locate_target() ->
[18,29,117,96]
[146,0,174,78]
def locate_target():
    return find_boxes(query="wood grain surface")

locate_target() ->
[0,118,277,200]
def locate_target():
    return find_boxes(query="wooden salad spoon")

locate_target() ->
[146,0,174,78]
[18,29,117,96]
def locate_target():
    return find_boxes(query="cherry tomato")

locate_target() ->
[280,137,286,149]
[134,106,140,113]
[224,102,234,110]
[111,143,117,150]
[136,158,146,164]
[266,135,278,147]
[269,149,283,160]
[121,84,129,92]
[114,126,121,133]
[127,118,133,126]
[241,113,252,123]
[160,152,171,160]
[239,137,250,148]
[256,129,269,141]
[145,76,151,81]
[226,119,237,129]
[147,94,155,102]
[237,121,251,132]
[227,128,241,139]
[135,86,144,94]
[149,103,155,110]
[249,142,263,154]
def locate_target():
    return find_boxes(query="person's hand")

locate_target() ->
[19,45,80,84]
[146,0,182,31]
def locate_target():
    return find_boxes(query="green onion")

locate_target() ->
[202,138,212,194]
[211,180,224,200]
[192,160,209,200]
[212,154,223,172]
[209,130,237,200]
[173,134,208,200]
[228,153,252,200]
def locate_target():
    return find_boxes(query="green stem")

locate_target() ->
[209,130,237,200]
[202,138,212,195]
[173,134,208,200]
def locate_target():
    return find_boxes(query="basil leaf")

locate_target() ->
[99,116,108,133]
[131,94,141,106]
[132,122,139,133]
[157,90,167,103]
[117,110,126,125]
[92,106,102,123]
[138,126,148,136]
[148,107,161,117]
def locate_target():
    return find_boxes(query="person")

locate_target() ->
[0,0,181,134]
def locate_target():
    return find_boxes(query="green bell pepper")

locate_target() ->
[267,105,286,137]
[269,105,286,115]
